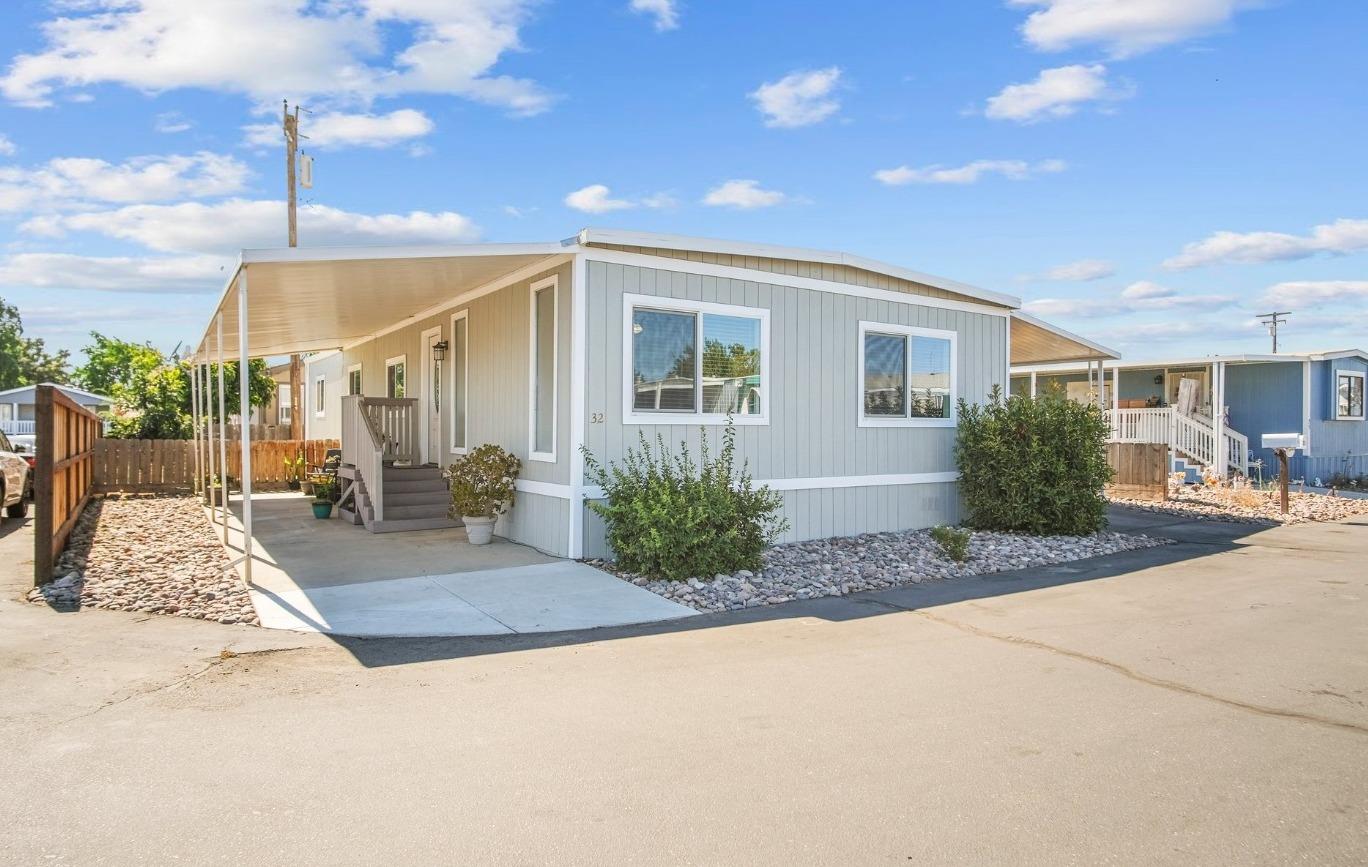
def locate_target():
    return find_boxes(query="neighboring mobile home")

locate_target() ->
[1011,350,1368,484]
[192,229,1114,571]
[0,383,111,435]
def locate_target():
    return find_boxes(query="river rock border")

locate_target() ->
[26,494,259,626]
[593,528,1168,613]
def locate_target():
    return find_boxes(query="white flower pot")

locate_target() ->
[463,515,496,545]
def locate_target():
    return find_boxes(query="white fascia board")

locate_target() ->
[577,228,1020,310]
[239,241,573,265]
[1011,353,1313,374]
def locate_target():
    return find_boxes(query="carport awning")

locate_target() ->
[1010,311,1119,365]
[192,243,571,360]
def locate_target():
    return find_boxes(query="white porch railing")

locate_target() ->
[1108,406,1248,476]
[340,395,419,524]
[1,420,36,435]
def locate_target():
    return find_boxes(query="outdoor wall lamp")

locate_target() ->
[432,340,448,361]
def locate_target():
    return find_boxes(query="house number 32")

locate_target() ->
[590,412,605,423]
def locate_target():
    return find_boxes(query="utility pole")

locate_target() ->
[284,100,304,440]
[1257,311,1290,354]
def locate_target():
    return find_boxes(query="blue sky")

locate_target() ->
[1,0,1365,364]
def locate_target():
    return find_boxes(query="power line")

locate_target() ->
[1257,311,1290,353]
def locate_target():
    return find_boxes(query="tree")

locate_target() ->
[72,332,162,396]
[0,299,71,389]
[195,359,277,421]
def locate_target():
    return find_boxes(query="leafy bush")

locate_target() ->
[954,386,1112,535]
[930,525,970,562]
[583,424,788,581]
[446,444,521,519]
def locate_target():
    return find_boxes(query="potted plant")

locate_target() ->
[310,476,336,519]
[446,444,520,545]
[203,476,222,506]
[283,453,305,492]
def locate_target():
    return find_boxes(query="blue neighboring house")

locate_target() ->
[1011,349,1368,485]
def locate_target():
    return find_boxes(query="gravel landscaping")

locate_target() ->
[1111,483,1368,525]
[593,528,1167,613]
[26,494,259,626]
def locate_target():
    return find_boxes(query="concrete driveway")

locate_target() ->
[2,507,1366,864]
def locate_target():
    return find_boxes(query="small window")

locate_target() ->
[625,295,768,424]
[386,356,406,399]
[858,322,956,427]
[530,277,558,460]
[313,376,326,418]
[347,364,362,396]
[278,383,292,424]
[1337,371,1365,420]
[451,312,468,453]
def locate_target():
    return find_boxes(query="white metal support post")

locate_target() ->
[216,313,228,541]
[1029,370,1037,397]
[237,270,254,585]
[190,361,200,496]
[1111,365,1120,413]
[205,361,216,517]
[566,253,587,559]
[1213,361,1225,476]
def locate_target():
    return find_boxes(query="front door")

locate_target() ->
[421,327,443,465]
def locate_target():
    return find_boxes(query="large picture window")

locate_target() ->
[1337,370,1365,420]
[858,322,956,427]
[624,294,768,424]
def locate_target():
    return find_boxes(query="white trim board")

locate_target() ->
[449,310,469,455]
[581,248,1012,319]
[521,471,961,502]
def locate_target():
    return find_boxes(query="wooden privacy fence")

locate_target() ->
[34,384,103,584]
[93,438,340,491]
[1106,442,1169,502]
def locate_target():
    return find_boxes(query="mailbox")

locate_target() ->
[1261,433,1303,452]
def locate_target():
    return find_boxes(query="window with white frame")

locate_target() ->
[529,277,558,460]
[451,311,468,453]
[347,364,362,396]
[313,376,326,417]
[1337,370,1365,420]
[625,294,768,423]
[278,383,291,424]
[385,355,406,399]
[858,322,956,427]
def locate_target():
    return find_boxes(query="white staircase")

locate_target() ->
[338,394,459,533]
[1109,406,1249,477]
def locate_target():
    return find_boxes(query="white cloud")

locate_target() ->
[0,151,251,212]
[1041,259,1115,281]
[701,179,788,209]
[154,111,191,133]
[1261,280,1368,309]
[750,67,842,129]
[563,184,675,214]
[22,198,482,255]
[984,64,1128,122]
[1010,0,1248,58]
[0,134,15,156]
[0,252,224,294]
[243,109,435,150]
[2,0,551,116]
[1164,219,1368,269]
[630,0,679,31]
[873,158,1066,186]
[1024,280,1236,318]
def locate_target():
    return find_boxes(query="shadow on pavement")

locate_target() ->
[330,505,1268,668]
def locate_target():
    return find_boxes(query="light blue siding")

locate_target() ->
[1304,357,1368,481]
[1224,361,1304,480]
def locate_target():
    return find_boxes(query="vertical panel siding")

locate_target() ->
[1303,357,1368,480]
[580,260,1003,555]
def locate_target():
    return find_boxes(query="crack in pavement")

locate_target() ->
[856,597,1368,737]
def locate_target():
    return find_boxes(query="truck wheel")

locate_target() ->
[6,496,28,519]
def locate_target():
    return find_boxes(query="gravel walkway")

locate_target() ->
[593,528,1167,613]
[26,495,259,625]
[1111,484,1368,525]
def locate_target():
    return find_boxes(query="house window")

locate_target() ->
[451,311,468,453]
[1337,371,1365,420]
[529,276,558,461]
[313,376,326,418]
[857,322,956,428]
[386,356,406,399]
[624,294,769,424]
[278,383,292,424]
[347,364,362,396]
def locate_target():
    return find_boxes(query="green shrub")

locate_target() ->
[447,444,521,519]
[582,424,788,581]
[954,386,1112,535]
[930,525,970,562]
